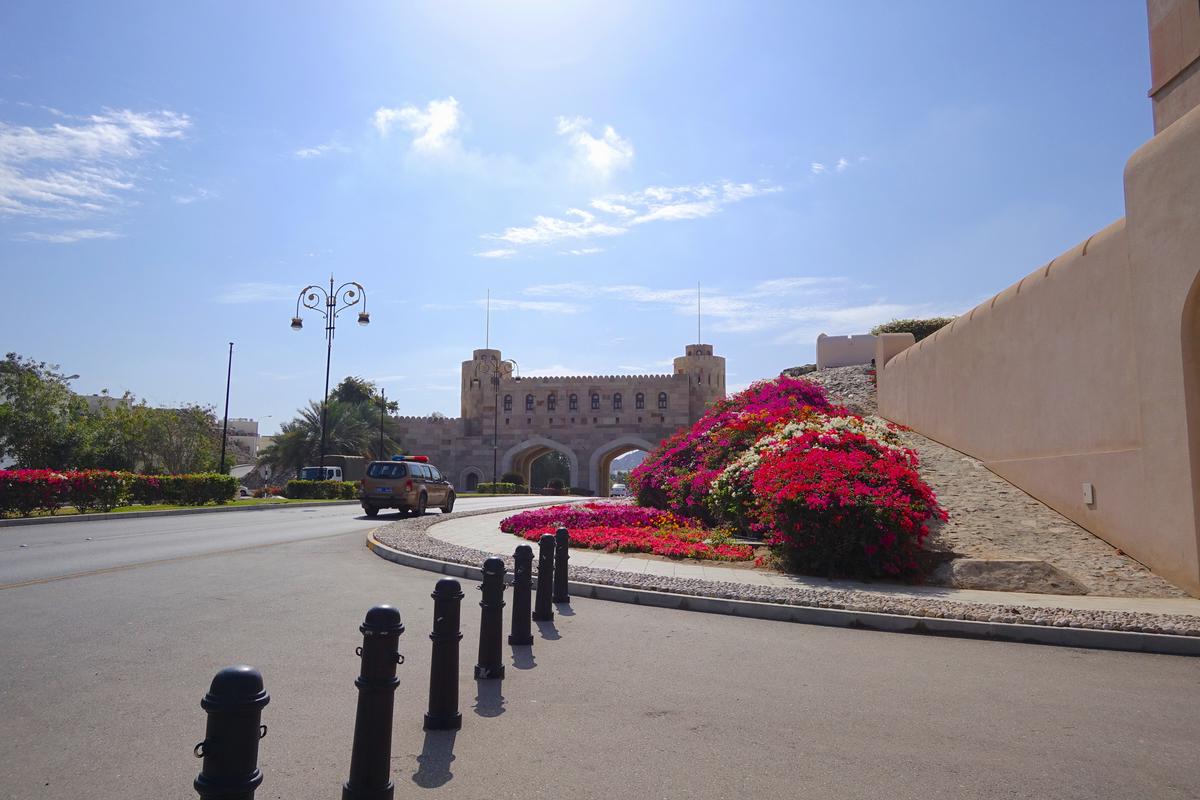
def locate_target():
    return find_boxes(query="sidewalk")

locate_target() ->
[428,511,1200,619]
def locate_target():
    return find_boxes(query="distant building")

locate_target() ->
[390,343,726,496]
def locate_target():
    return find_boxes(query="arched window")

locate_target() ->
[613,392,622,410]
[569,394,578,411]
[635,392,645,410]
[658,392,668,409]
[503,395,512,413]
[525,394,535,412]
[591,393,600,410]
[547,394,557,412]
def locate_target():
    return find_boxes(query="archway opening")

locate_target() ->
[599,447,649,497]
[530,450,572,492]
[464,472,480,492]
[503,438,578,493]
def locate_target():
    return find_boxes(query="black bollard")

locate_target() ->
[424,578,464,731]
[531,533,555,622]
[343,605,405,800]
[508,544,534,646]
[194,665,270,800]
[553,526,571,603]
[474,556,507,680]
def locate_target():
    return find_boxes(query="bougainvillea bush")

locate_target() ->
[631,376,946,579]
[0,470,237,516]
[499,502,752,561]
[630,376,835,522]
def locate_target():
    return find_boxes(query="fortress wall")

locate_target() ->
[877,103,1200,595]
[816,333,877,369]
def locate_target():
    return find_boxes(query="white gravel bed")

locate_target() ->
[374,511,1200,638]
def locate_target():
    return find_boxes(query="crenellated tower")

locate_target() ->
[673,343,726,420]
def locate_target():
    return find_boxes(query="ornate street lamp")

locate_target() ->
[472,354,519,492]
[290,276,370,473]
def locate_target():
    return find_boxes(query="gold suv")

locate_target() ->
[359,456,456,518]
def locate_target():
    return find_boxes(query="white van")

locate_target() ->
[610,483,629,497]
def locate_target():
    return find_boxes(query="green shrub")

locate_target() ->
[569,486,594,496]
[500,472,525,486]
[476,482,524,494]
[870,317,955,342]
[283,479,357,499]
[156,473,237,505]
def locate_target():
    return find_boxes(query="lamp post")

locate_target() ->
[219,342,233,474]
[290,276,370,472]
[472,353,518,492]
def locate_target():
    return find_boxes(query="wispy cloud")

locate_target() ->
[15,228,122,243]
[812,155,867,176]
[483,180,780,249]
[293,141,349,159]
[558,247,604,256]
[479,298,582,314]
[215,282,295,304]
[475,248,517,259]
[0,109,190,219]
[555,116,633,179]
[519,277,934,339]
[374,97,463,156]
[173,187,215,205]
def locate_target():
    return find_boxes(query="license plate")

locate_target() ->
[375,487,393,493]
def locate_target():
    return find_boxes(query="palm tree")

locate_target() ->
[258,398,400,476]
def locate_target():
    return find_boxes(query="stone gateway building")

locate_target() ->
[389,343,726,496]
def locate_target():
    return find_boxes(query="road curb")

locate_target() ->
[0,500,361,528]
[365,531,1200,657]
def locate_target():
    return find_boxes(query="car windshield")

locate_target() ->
[367,462,407,479]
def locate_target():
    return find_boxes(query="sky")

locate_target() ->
[0,1,1153,433]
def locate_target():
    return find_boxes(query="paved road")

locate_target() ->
[1,500,1198,800]
[0,496,558,587]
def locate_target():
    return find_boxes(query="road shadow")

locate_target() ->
[510,644,536,670]
[536,619,561,641]
[412,730,457,788]
[473,679,506,718]
[554,601,575,617]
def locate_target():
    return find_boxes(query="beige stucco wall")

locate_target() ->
[816,333,877,369]
[877,103,1200,596]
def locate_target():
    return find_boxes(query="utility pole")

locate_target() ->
[219,342,233,474]
[379,388,387,460]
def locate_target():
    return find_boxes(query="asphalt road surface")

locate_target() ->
[1,500,1198,800]
[0,496,557,588]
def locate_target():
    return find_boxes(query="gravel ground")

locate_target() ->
[374,510,1200,637]
[804,365,1189,598]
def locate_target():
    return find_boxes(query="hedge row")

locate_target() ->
[283,480,359,500]
[0,470,238,517]
[870,317,956,342]
[476,482,526,494]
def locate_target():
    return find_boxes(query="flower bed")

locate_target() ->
[632,375,947,579]
[499,502,752,561]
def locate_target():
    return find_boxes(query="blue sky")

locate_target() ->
[1,1,1152,432]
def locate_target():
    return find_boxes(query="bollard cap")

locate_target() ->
[360,604,405,637]
[482,556,506,576]
[201,665,270,712]
[538,533,555,550]
[431,577,464,600]
[555,527,569,543]
[513,543,534,561]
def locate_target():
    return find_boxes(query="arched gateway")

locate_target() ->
[387,343,726,496]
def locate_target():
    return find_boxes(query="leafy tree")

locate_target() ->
[0,353,89,468]
[530,451,570,490]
